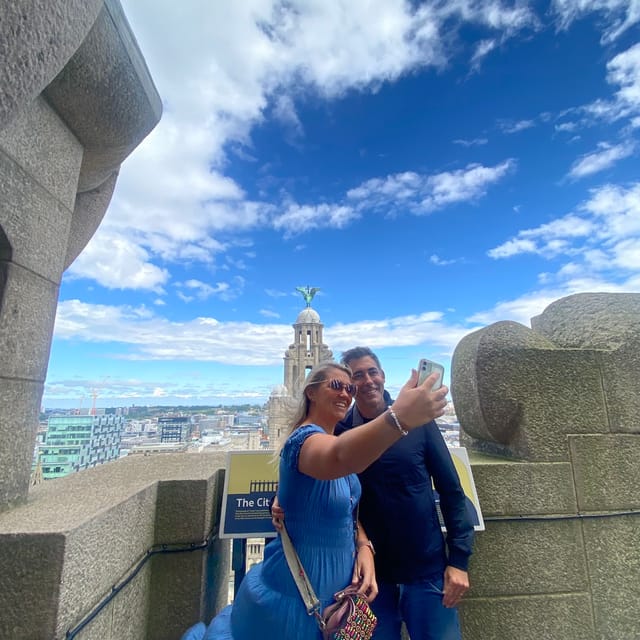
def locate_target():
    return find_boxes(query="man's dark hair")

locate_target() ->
[340,346,382,370]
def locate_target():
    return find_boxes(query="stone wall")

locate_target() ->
[0,0,161,509]
[453,293,640,640]
[0,453,231,640]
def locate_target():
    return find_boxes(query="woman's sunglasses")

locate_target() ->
[328,379,357,396]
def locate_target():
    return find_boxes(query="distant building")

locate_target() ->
[283,305,333,398]
[159,416,192,443]
[267,299,333,446]
[40,414,123,480]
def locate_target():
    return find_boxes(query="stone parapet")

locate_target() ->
[452,293,640,462]
[0,453,230,640]
[0,0,161,509]
[460,435,640,640]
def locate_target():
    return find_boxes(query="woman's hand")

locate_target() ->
[270,496,284,532]
[352,543,378,602]
[391,370,449,430]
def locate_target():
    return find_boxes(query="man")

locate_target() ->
[337,346,474,640]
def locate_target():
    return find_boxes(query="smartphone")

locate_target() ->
[417,359,444,391]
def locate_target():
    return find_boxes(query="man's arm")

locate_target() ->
[424,422,475,603]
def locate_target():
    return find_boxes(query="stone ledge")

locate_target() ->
[0,454,229,640]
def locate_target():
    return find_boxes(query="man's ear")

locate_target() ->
[380,369,386,384]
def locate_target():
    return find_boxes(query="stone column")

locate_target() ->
[0,0,161,509]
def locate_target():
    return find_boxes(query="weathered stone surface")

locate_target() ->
[454,322,608,461]
[531,292,640,350]
[0,263,58,380]
[0,0,161,510]
[0,96,83,209]
[45,0,162,193]
[0,454,229,640]
[601,338,640,433]
[0,0,104,130]
[470,457,576,516]
[56,485,157,638]
[582,516,640,640]
[0,147,74,282]
[64,172,118,268]
[569,434,640,511]
[460,594,595,640]
[0,533,65,639]
[453,293,640,461]
[468,519,588,597]
[0,379,42,509]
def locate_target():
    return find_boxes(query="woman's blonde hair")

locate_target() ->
[275,361,352,456]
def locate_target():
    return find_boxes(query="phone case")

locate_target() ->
[417,359,444,390]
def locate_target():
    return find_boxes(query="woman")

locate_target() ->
[183,361,446,640]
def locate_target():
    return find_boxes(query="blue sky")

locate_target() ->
[44,0,640,409]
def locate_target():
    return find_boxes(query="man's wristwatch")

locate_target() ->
[357,539,375,555]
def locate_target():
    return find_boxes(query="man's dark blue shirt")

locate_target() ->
[336,395,474,584]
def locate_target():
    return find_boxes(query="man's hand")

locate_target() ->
[352,545,378,603]
[442,566,469,608]
[271,496,284,531]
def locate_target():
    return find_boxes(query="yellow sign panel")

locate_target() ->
[220,447,484,538]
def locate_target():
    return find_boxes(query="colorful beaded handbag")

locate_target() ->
[280,523,377,640]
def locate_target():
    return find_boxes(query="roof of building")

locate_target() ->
[295,307,320,323]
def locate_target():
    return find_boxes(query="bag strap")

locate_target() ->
[280,523,326,630]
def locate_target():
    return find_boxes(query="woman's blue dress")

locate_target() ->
[194,424,361,640]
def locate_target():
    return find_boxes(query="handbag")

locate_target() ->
[280,523,377,640]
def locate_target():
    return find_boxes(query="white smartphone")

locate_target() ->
[417,359,444,391]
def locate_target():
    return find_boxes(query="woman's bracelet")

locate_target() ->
[385,408,409,436]
[357,540,376,555]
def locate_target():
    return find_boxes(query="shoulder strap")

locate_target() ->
[280,524,325,629]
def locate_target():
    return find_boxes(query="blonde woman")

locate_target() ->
[184,361,446,640]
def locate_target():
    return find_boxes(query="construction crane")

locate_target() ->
[90,387,99,416]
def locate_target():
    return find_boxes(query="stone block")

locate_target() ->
[569,435,640,511]
[0,0,103,130]
[454,321,608,461]
[460,593,595,640]
[154,477,215,544]
[601,339,640,433]
[148,551,212,640]
[530,292,640,350]
[0,379,42,508]
[582,515,640,640]
[0,149,73,281]
[65,173,118,268]
[69,561,151,640]
[0,263,58,380]
[470,458,577,516]
[468,519,588,597]
[56,486,158,637]
[0,455,230,639]
[0,96,83,209]
[0,533,65,639]
[45,0,162,193]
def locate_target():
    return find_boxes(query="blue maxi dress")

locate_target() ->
[195,424,361,640]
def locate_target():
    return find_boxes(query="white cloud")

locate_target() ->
[453,137,489,147]
[568,141,635,178]
[552,0,640,43]
[499,119,536,134]
[430,254,457,266]
[52,300,477,365]
[71,0,540,293]
[272,203,359,237]
[176,279,231,301]
[66,231,169,292]
[488,182,640,295]
[347,161,515,214]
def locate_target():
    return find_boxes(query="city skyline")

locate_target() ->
[44,1,640,408]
